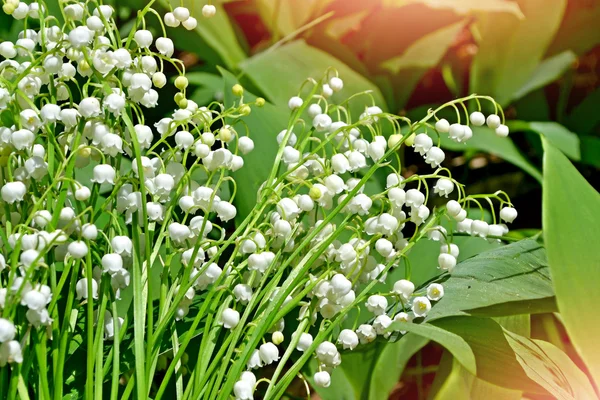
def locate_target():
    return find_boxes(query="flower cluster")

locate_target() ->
[0,1,517,399]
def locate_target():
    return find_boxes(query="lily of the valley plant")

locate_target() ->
[0,1,518,399]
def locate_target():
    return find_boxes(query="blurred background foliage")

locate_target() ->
[2,0,599,398]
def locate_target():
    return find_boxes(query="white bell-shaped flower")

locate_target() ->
[413,133,433,155]
[0,319,16,342]
[427,283,444,301]
[233,380,253,400]
[91,164,116,185]
[0,340,23,366]
[258,342,279,365]
[337,329,359,350]
[500,207,518,223]
[356,324,376,344]
[365,295,387,315]
[393,279,415,300]
[11,129,35,150]
[75,278,98,300]
[1,182,26,204]
[68,241,88,259]
[102,253,123,274]
[233,284,252,304]
[314,371,331,388]
[438,253,456,272]
[424,146,445,168]
[220,308,240,329]
[155,37,174,57]
[435,118,450,133]
[412,296,431,317]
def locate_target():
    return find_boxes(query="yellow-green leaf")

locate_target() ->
[542,139,600,388]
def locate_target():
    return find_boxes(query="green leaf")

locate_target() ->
[382,21,466,73]
[160,0,246,70]
[568,87,600,135]
[380,21,466,108]
[254,0,334,36]
[218,69,289,220]
[511,51,577,103]
[542,139,600,387]
[240,40,387,116]
[433,317,544,393]
[430,352,522,400]
[547,1,600,57]
[470,0,567,106]
[505,331,597,400]
[390,321,477,375]
[439,127,543,183]
[384,0,524,17]
[580,136,600,168]
[368,334,429,399]
[508,121,581,161]
[424,239,555,322]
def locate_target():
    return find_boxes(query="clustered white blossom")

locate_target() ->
[0,1,517,398]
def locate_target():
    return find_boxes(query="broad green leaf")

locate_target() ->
[505,331,597,400]
[382,21,466,73]
[324,9,370,40]
[547,1,600,57]
[240,40,387,116]
[508,121,580,161]
[433,317,544,393]
[390,321,477,375]
[568,87,600,135]
[430,352,522,400]
[160,0,246,70]
[527,122,580,160]
[542,140,600,387]
[255,0,334,36]
[470,0,566,106]
[439,127,543,182]
[424,239,555,322]
[511,51,577,102]
[384,0,524,17]
[368,334,429,399]
[218,69,289,220]
[580,136,600,168]
[381,21,466,108]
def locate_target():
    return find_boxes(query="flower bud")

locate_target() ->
[175,76,188,90]
[486,114,501,129]
[202,4,216,18]
[435,118,450,133]
[470,111,485,126]
[495,124,509,137]
[232,84,244,96]
[314,371,331,388]
[182,17,197,30]
[220,308,240,329]
[272,331,284,345]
